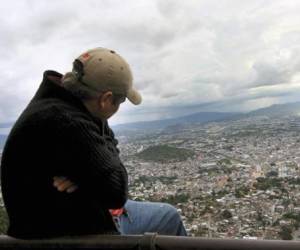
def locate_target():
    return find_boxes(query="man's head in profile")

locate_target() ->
[62,47,142,120]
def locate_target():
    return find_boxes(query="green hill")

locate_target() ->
[135,144,194,162]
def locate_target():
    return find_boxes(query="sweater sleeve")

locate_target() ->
[61,114,128,209]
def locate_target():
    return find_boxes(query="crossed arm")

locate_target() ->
[53,115,127,208]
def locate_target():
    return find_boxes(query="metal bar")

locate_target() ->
[156,236,300,250]
[0,234,299,250]
[138,233,157,250]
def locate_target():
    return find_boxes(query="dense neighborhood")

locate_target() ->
[119,116,300,240]
[1,115,300,240]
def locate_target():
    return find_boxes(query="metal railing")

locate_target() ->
[0,233,300,250]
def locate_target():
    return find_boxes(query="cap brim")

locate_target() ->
[127,88,142,105]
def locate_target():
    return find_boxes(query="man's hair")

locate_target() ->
[62,72,100,101]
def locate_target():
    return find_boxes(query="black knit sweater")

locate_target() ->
[0,70,128,239]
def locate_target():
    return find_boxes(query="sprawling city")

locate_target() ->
[1,114,300,240]
[117,115,300,240]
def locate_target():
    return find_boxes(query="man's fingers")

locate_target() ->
[53,176,67,187]
[66,185,78,193]
[57,180,76,192]
[53,176,78,192]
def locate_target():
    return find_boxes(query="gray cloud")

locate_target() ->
[1,0,300,126]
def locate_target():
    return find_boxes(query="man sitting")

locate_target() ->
[1,47,186,238]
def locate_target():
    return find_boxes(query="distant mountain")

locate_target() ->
[113,112,239,132]
[247,102,300,118]
[113,102,300,134]
[227,102,300,122]
[1,102,300,149]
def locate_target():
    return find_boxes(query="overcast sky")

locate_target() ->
[1,0,300,126]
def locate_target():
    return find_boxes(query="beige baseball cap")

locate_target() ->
[72,47,142,105]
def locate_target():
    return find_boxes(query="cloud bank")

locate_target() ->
[1,0,300,125]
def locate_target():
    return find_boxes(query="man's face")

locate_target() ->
[104,101,120,119]
[96,91,125,120]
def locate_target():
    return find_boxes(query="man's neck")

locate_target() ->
[83,100,106,123]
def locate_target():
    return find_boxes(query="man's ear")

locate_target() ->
[98,91,113,109]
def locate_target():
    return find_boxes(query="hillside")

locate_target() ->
[135,144,195,163]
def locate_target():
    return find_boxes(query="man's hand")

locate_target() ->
[53,176,78,193]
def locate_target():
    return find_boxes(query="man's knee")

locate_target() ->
[121,200,186,236]
[161,203,182,222]
[157,203,186,236]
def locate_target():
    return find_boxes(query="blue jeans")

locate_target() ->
[115,200,187,236]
